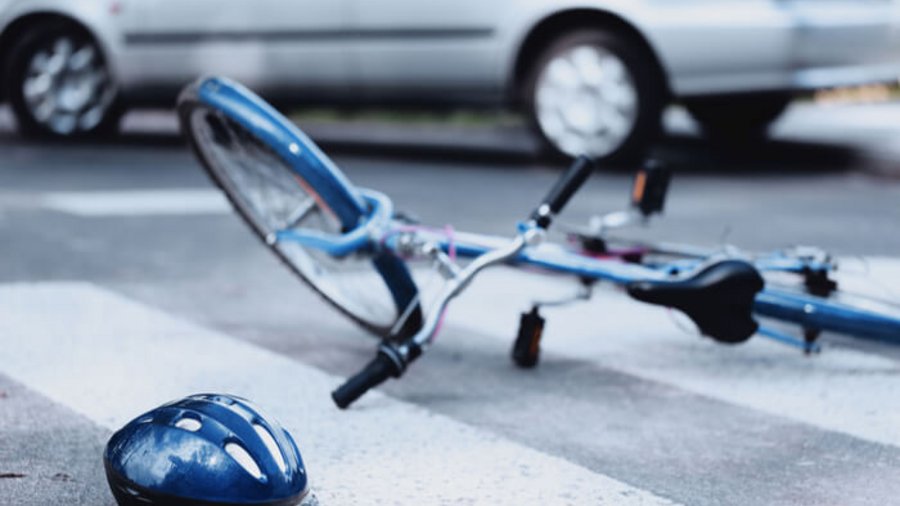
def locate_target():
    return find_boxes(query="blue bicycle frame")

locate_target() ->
[180,76,900,409]
[274,187,900,347]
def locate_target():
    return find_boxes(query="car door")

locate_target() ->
[118,0,351,97]
[345,0,509,102]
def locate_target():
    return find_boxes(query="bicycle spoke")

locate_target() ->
[221,117,295,196]
[217,117,305,226]
[279,197,317,230]
[187,101,409,333]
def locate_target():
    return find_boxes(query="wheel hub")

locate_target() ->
[21,36,115,134]
[535,45,638,158]
[57,74,94,112]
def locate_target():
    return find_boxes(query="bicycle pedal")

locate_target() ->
[512,307,545,368]
[631,159,671,217]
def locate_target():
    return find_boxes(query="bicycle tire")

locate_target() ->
[177,76,422,340]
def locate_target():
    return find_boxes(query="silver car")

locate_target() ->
[2,0,900,160]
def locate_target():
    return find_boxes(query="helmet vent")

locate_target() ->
[225,442,264,481]
[254,423,287,473]
[174,416,202,432]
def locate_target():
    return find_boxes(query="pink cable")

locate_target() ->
[430,224,456,343]
[444,224,457,262]
[381,223,457,343]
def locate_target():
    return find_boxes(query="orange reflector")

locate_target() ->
[632,170,647,205]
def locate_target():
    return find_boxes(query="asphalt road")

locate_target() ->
[1,105,899,505]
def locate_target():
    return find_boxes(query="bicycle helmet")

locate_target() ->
[104,394,314,506]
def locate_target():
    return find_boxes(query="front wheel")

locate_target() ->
[177,77,422,340]
[522,29,666,164]
[5,22,121,138]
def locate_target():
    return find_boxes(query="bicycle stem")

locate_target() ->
[392,227,539,362]
[333,157,594,408]
[331,225,540,409]
[417,230,537,345]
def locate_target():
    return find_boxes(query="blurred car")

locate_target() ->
[2,0,900,161]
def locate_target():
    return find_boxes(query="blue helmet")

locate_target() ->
[104,394,313,506]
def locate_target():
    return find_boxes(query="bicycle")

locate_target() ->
[177,76,900,409]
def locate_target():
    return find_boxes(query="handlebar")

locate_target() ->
[532,156,595,228]
[331,344,408,409]
[334,158,593,409]
[332,229,529,409]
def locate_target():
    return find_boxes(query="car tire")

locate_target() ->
[522,29,666,165]
[5,21,122,139]
[685,93,792,142]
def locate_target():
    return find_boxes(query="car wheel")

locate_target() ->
[5,22,121,138]
[523,29,665,164]
[685,93,792,141]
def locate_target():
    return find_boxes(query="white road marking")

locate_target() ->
[0,282,676,505]
[439,261,900,448]
[40,189,230,217]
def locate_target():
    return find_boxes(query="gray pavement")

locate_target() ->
[0,375,111,506]
[1,103,899,505]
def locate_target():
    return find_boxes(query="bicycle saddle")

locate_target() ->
[627,260,764,343]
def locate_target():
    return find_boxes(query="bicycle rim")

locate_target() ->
[183,102,415,335]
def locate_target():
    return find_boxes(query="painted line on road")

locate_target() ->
[438,262,900,448]
[40,189,230,217]
[0,282,677,505]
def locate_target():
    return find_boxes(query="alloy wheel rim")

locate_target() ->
[534,44,638,158]
[21,36,116,135]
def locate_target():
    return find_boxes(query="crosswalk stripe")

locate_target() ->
[0,282,678,505]
[40,189,229,216]
[441,263,900,449]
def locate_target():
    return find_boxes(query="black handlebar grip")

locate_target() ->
[332,351,402,409]
[532,156,595,228]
